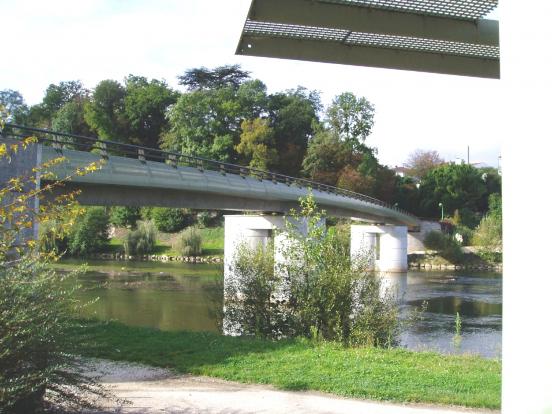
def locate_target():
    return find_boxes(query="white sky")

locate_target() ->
[0,0,501,168]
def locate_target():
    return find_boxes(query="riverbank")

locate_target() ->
[83,358,498,414]
[79,321,501,410]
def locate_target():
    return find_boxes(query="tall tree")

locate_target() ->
[326,92,375,150]
[404,149,444,179]
[419,163,487,218]
[178,64,250,91]
[236,118,278,170]
[0,89,29,124]
[52,99,93,137]
[162,79,267,162]
[84,80,129,142]
[124,75,178,148]
[268,87,321,176]
[40,81,89,124]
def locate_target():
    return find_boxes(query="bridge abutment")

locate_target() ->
[350,224,408,273]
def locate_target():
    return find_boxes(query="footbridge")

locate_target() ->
[1,124,421,271]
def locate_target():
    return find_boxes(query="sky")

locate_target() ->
[1,0,502,169]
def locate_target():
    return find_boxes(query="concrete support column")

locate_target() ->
[350,225,408,273]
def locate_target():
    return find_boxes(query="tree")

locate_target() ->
[123,75,178,148]
[326,92,375,150]
[162,79,268,162]
[267,87,321,176]
[52,98,93,137]
[84,79,129,142]
[36,81,89,126]
[236,118,278,170]
[0,89,29,124]
[418,163,487,218]
[178,64,251,90]
[404,149,444,179]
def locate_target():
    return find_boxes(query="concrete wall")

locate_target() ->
[407,220,441,253]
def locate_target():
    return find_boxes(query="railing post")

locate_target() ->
[53,134,63,154]
[286,177,291,186]
[272,173,277,184]
[219,163,226,175]
[239,167,246,179]
[99,141,108,160]
[168,154,177,168]
[197,159,204,172]
[138,149,146,164]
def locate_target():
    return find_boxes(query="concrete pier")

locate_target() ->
[350,225,408,273]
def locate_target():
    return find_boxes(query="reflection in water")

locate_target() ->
[66,260,502,358]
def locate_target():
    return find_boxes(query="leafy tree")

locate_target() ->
[178,64,251,90]
[267,87,321,176]
[418,163,487,218]
[124,220,157,255]
[163,80,267,162]
[124,75,178,148]
[326,92,375,150]
[52,98,93,137]
[404,149,444,179]
[35,80,89,126]
[236,118,278,170]
[151,207,193,233]
[84,79,129,142]
[0,89,29,124]
[68,207,110,256]
[110,206,141,228]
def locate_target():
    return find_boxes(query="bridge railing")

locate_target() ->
[1,123,418,220]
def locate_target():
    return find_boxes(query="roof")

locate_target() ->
[236,0,499,78]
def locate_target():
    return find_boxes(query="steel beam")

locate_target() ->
[238,35,500,79]
[246,0,499,46]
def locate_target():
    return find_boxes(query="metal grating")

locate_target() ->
[319,0,498,20]
[244,20,499,60]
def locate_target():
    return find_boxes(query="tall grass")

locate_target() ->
[174,226,203,256]
[123,220,157,255]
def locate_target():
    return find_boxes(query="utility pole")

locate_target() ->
[467,145,470,165]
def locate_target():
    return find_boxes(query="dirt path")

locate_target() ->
[86,359,498,414]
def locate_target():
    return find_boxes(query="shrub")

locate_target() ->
[151,207,194,233]
[423,230,463,264]
[38,220,68,255]
[174,226,202,256]
[224,193,409,347]
[67,207,109,256]
[473,214,502,263]
[110,206,141,228]
[123,220,157,255]
[0,258,110,413]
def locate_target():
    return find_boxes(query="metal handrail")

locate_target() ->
[1,123,418,220]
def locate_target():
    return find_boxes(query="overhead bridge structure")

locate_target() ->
[1,124,421,272]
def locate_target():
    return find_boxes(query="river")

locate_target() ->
[57,259,502,358]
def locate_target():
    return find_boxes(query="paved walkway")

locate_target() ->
[88,359,498,414]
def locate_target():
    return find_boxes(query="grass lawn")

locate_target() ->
[80,321,501,410]
[105,226,224,257]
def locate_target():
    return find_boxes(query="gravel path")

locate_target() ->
[84,359,498,414]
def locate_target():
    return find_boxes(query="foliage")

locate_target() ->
[423,231,463,264]
[267,87,320,176]
[195,211,222,228]
[174,226,203,256]
[224,193,404,347]
[68,207,110,256]
[162,80,267,162]
[84,79,129,142]
[0,89,29,124]
[0,133,112,412]
[110,206,141,228]
[325,92,375,150]
[151,207,193,233]
[52,98,93,138]
[236,118,278,170]
[473,210,502,264]
[404,149,444,179]
[418,163,487,218]
[178,64,251,91]
[123,75,178,148]
[39,80,89,125]
[123,220,157,256]
[38,219,69,256]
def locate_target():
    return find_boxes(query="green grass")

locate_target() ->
[80,321,501,409]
